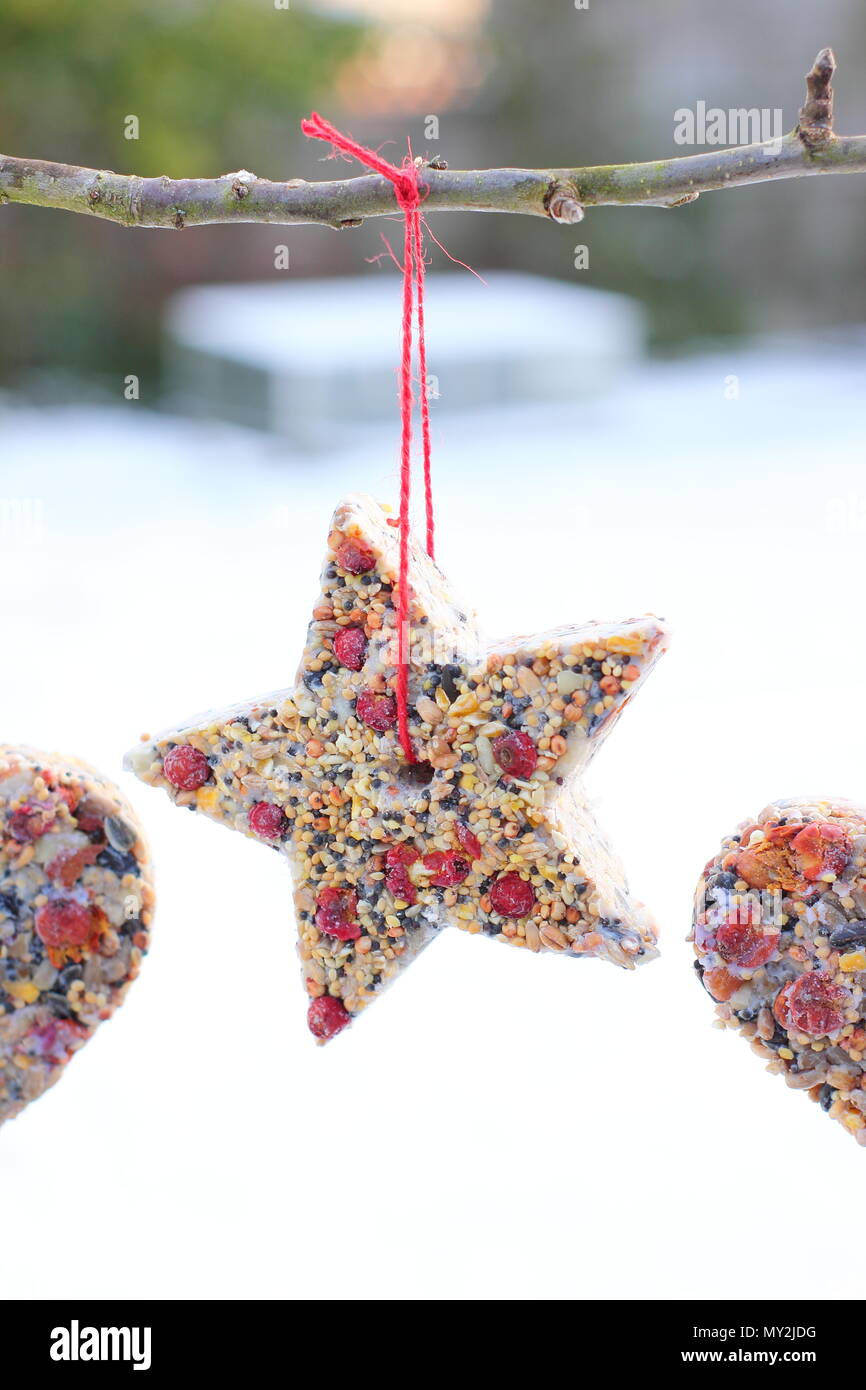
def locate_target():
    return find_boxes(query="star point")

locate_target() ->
[127,494,669,1041]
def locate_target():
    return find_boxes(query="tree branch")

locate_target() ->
[0,48,862,231]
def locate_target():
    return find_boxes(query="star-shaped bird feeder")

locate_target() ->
[127,495,668,1042]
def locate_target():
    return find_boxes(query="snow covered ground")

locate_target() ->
[2,336,866,1299]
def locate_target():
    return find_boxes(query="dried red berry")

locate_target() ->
[46,845,101,889]
[335,540,375,575]
[386,844,419,867]
[791,822,852,882]
[423,850,471,887]
[315,887,361,940]
[356,689,397,731]
[489,872,536,918]
[26,1018,88,1066]
[455,821,482,860]
[34,898,94,949]
[386,863,417,904]
[703,966,741,1001]
[56,785,81,813]
[333,626,368,671]
[307,995,352,1040]
[492,730,538,780]
[774,971,848,1038]
[249,802,288,840]
[8,804,54,842]
[163,745,211,791]
[764,824,803,845]
[715,921,780,969]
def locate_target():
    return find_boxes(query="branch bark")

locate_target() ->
[0,47,861,231]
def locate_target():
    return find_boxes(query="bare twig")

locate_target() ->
[0,48,860,232]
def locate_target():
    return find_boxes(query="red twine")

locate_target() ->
[301,113,435,763]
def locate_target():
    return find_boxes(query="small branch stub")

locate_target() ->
[798,46,836,149]
[229,170,257,200]
[546,181,585,224]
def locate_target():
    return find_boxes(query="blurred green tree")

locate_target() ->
[0,0,364,384]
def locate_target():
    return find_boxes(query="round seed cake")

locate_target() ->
[0,746,154,1125]
[691,796,866,1144]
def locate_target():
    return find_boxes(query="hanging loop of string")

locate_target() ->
[301,113,435,764]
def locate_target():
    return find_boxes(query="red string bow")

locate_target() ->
[301,113,435,763]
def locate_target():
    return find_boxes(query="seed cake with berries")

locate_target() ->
[692,797,866,1144]
[128,494,668,1042]
[0,746,154,1123]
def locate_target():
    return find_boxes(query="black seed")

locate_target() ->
[440,664,462,702]
[763,1024,789,1053]
[828,921,866,950]
[43,992,75,1019]
[96,846,140,877]
[398,760,435,789]
[0,889,21,918]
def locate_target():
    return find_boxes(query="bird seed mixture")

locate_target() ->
[128,494,667,1043]
[691,796,866,1144]
[0,746,154,1124]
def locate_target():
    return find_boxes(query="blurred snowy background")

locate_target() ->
[2,0,866,1304]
